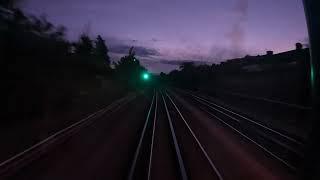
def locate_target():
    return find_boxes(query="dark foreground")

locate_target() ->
[1,89,299,180]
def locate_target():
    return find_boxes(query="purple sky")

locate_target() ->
[22,0,308,73]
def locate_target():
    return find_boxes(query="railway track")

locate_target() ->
[175,88,305,172]
[1,88,298,179]
[0,94,136,179]
[128,90,223,180]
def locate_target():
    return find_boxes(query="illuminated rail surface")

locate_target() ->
[177,89,305,171]
[128,90,224,180]
[1,88,300,179]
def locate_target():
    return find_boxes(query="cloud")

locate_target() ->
[225,23,246,57]
[140,60,179,74]
[208,44,249,62]
[160,60,210,66]
[151,38,160,42]
[102,36,160,57]
[234,0,249,19]
[225,0,249,57]
[109,45,160,57]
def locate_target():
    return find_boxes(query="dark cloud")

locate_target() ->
[101,36,160,57]
[209,45,248,62]
[209,46,231,61]
[234,0,249,19]
[225,0,249,57]
[151,38,160,42]
[225,23,246,57]
[109,45,160,57]
[139,59,178,74]
[160,60,210,66]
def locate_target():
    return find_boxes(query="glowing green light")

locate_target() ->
[142,73,149,80]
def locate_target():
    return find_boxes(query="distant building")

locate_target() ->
[218,43,310,73]
[267,51,274,56]
[296,43,303,50]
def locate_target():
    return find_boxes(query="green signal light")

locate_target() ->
[142,73,149,80]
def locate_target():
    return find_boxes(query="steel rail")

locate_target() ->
[208,90,312,110]
[165,92,224,180]
[147,92,158,180]
[182,90,304,156]
[192,95,297,171]
[0,94,136,176]
[127,91,155,180]
[161,92,188,180]
[186,91,304,147]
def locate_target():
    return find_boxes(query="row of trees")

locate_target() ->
[4,5,146,122]
[160,62,217,90]
[114,47,147,88]
[70,34,112,76]
[2,4,146,80]
[2,2,143,73]
[72,33,148,89]
[0,0,22,9]
[161,46,310,105]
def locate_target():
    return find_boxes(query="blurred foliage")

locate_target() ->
[114,47,147,90]
[94,35,110,66]
[0,0,23,9]
[161,47,310,105]
[2,6,139,123]
[159,62,216,90]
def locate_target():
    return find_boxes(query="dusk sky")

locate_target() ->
[21,0,308,73]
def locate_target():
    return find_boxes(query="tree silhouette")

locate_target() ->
[178,62,199,89]
[115,46,143,74]
[129,46,135,57]
[12,8,27,24]
[179,62,195,71]
[114,46,147,89]
[74,34,93,56]
[1,0,22,9]
[39,15,53,33]
[4,5,127,125]
[94,35,110,66]
[51,25,66,40]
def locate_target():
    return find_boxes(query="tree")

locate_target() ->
[12,8,27,24]
[29,15,54,34]
[179,62,199,88]
[179,62,195,72]
[168,62,214,90]
[51,25,66,40]
[114,46,147,88]
[94,35,110,66]
[1,0,22,9]
[115,46,144,74]
[74,34,93,56]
